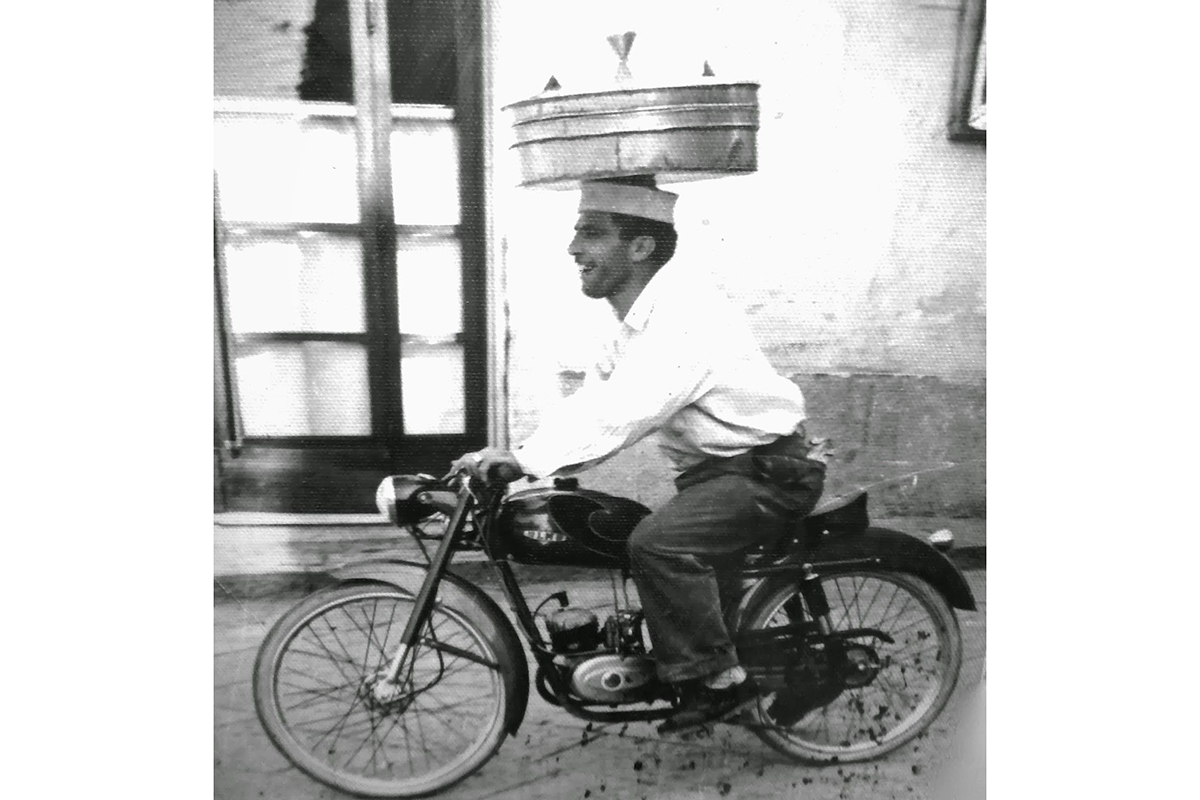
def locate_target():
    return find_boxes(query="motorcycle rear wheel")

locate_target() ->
[745,570,962,764]
[253,582,511,798]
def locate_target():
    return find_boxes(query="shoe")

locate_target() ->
[658,678,759,735]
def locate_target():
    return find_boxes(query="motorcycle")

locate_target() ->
[253,468,976,798]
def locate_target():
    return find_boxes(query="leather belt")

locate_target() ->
[674,424,821,492]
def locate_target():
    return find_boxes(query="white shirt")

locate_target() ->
[515,260,806,478]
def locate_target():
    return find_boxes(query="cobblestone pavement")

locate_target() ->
[215,571,985,800]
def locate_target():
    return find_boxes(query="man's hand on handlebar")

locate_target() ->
[450,448,527,485]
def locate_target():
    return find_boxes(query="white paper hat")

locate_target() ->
[578,181,678,224]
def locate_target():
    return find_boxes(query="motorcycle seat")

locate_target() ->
[802,492,870,538]
[748,492,870,557]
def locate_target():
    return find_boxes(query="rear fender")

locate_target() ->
[812,526,976,611]
[730,526,977,631]
[331,559,530,735]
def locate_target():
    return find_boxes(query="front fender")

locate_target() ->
[331,559,530,736]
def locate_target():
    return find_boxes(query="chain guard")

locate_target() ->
[737,625,889,724]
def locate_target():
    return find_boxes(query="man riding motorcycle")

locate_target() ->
[453,176,827,733]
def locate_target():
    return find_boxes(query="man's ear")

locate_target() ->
[628,235,657,263]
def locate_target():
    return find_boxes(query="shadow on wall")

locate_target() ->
[561,373,985,518]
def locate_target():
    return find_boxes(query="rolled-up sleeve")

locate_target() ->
[515,320,713,479]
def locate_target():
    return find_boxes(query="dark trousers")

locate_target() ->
[628,432,825,683]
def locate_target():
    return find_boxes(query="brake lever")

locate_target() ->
[439,468,486,501]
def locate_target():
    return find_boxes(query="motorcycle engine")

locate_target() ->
[569,653,656,703]
[545,606,602,654]
[542,602,657,703]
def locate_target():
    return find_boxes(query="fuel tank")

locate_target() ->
[494,481,651,568]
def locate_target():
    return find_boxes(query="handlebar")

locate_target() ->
[438,467,466,485]
[440,463,523,490]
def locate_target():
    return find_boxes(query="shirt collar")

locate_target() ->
[621,261,678,332]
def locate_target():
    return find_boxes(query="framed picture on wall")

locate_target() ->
[949,0,986,142]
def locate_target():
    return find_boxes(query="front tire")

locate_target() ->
[744,570,962,764]
[253,582,512,798]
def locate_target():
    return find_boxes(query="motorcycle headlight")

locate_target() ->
[375,477,398,523]
[375,474,441,525]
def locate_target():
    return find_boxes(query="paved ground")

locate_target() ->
[215,568,985,800]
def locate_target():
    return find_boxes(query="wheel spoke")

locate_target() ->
[338,711,382,771]
[300,626,359,686]
[280,646,358,668]
[876,613,940,640]
[832,578,854,628]
[317,693,369,759]
[865,579,902,632]
[864,582,902,633]
[290,703,369,734]
[879,592,915,634]
[413,692,431,761]
[279,673,356,695]
[872,670,916,713]
[352,600,398,669]
[362,601,378,669]
[365,713,397,775]
[280,683,355,713]
[397,703,444,769]
[322,616,361,675]
[410,696,475,745]
[746,571,961,762]
[856,577,886,626]
[257,586,509,794]
[413,688,496,714]
[396,707,418,774]
[850,575,866,629]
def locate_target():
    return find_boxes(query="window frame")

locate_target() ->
[213,0,489,512]
[948,0,986,143]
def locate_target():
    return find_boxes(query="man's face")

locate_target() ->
[567,211,636,300]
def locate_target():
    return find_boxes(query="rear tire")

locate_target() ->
[743,571,962,764]
[253,582,513,798]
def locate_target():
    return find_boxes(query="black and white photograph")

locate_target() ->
[212,1,987,798]
[21,2,1200,798]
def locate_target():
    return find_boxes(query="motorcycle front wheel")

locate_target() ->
[253,582,512,798]
[745,570,963,764]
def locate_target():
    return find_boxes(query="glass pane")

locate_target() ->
[215,0,456,105]
[392,118,460,225]
[215,113,359,224]
[225,233,364,333]
[396,238,463,339]
[401,342,464,434]
[236,342,370,436]
[214,0,314,100]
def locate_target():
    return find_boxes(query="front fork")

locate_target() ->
[375,488,475,698]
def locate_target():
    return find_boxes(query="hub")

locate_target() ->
[360,672,415,713]
[840,644,882,689]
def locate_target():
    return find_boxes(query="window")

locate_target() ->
[948,0,986,142]
[214,0,487,512]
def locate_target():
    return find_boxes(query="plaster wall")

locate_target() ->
[212,0,987,516]
[492,0,985,514]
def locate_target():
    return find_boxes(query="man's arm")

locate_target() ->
[450,448,526,483]
[513,320,714,478]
